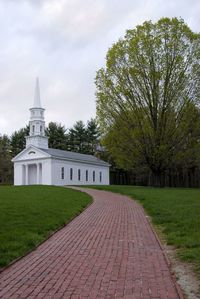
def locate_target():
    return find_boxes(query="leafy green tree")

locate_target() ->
[46,122,68,150]
[10,126,29,157]
[174,103,200,169]
[0,135,12,184]
[96,17,200,186]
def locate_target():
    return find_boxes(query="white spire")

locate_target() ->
[33,77,41,108]
[26,78,49,149]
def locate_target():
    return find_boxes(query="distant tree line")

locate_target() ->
[0,119,101,184]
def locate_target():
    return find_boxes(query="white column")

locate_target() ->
[37,163,40,184]
[25,164,28,185]
[22,164,25,185]
[40,163,42,184]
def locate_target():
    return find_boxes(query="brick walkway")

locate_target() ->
[0,188,183,299]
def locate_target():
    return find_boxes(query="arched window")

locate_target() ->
[93,171,95,182]
[78,169,81,181]
[32,125,35,133]
[70,168,73,180]
[86,170,88,182]
[40,125,43,133]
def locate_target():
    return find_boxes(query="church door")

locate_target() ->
[28,164,37,185]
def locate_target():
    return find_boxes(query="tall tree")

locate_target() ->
[0,135,12,184]
[46,122,67,150]
[68,121,87,153]
[68,119,101,154]
[85,118,100,155]
[96,17,200,186]
[10,126,29,157]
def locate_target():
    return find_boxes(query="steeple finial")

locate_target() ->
[33,77,41,107]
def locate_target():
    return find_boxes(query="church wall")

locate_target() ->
[14,163,23,185]
[51,159,109,186]
[26,136,48,149]
[41,159,52,185]
[13,157,109,186]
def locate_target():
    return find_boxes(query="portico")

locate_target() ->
[22,163,42,185]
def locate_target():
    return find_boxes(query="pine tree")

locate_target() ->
[0,135,12,184]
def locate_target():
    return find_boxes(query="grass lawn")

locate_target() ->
[0,185,92,268]
[87,185,200,275]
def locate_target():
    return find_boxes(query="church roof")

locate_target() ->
[40,148,110,167]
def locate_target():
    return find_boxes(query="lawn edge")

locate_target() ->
[0,186,93,274]
[142,206,185,299]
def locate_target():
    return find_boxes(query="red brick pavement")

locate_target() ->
[0,188,184,299]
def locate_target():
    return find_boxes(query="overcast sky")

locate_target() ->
[0,0,199,136]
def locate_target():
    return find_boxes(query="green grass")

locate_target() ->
[0,185,92,268]
[87,185,200,275]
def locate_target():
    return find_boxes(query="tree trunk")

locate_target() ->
[151,171,163,187]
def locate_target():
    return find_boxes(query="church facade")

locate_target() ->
[12,79,110,186]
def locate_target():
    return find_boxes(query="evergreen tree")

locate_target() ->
[85,118,100,155]
[0,135,12,184]
[46,122,68,150]
[10,126,29,157]
[68,121,87,153]
[68,119,101,154]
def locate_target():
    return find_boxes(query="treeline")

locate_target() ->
[2,113,200,187]
[0,119,101,184]
[110,167,200,188]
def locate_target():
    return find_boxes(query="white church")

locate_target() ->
[12,79,110,186]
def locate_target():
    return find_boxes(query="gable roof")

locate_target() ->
[41,148,110,167]
[12,145,51,162]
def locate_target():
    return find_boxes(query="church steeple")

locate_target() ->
[25,78,48,149]
[34,77,41,108]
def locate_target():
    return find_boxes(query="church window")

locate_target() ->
[70,168,73,180]
[61,167,64,179]
[40,125,42,133]
[32,125,35,133]
[78,169,81,181]
[100,171,102,182]
[86,170,88,181]
[28,151,36,155]
[93,171,95,182]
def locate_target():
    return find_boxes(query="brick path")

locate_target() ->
[0,188,183,299]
